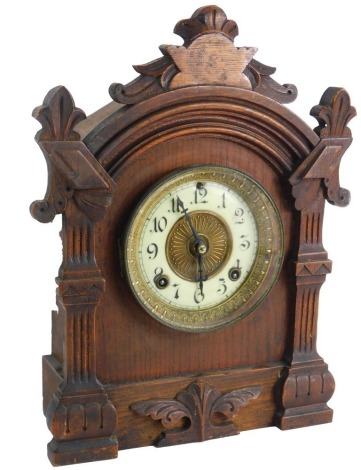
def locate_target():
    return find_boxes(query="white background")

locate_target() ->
[1,0,360,468]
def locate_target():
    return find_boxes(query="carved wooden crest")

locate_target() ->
[110,6,297,104]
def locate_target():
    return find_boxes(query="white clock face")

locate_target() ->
[139,181,257,310]
[124,166,283,332]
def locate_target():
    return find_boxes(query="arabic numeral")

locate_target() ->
[170,197,181,213]
[240,235,250,251]
[194,288,205,304]
[194,182,208,204]
[173,284,180,299]
[234,208,245,224]
[153,267,164,282]
[146,243,158,259]
[217,278,227,295]
[152,216,167,233]
[153,267,169,289]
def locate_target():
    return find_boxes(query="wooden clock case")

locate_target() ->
[30,5,356,466]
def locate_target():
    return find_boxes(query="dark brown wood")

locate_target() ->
[109,6,297,105]
[43,359,282,451]
[30,5,355,466]
[32,86,118,465]
[31,86,114,224]
[274,87,356,430]
[131,382,261,446]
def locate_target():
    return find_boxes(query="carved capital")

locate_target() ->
[295,259,332,278]
[57,278,106,305]
[30,86,114,223]
[110,6,297,105]
[131,382,261,446]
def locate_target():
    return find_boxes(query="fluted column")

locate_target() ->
[31,86,117,465]
[276,88,355,430]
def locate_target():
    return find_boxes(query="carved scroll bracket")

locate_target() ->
[131,382,261,447]
[30,86,115,224]
[290,87,356,211]
[110,6,297,105]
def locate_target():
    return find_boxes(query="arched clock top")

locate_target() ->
[82,87,319,178]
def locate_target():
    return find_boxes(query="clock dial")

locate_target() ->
[124,166,284,332]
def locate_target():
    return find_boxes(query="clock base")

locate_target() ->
[43,354,335,465]
[275,361,335,430]
[48,437,118,467]
[276,405,333,431]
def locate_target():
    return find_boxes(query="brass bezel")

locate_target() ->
[124,165,284,333]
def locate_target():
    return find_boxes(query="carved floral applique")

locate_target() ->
[131,382,261,446]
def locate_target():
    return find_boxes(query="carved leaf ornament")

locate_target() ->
[311,87,356,138]
[33,86,86,142]
[131,382,261,446]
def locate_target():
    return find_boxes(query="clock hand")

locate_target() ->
[176,196,208,291]
[197,253,205,296]
[176,196,203,246]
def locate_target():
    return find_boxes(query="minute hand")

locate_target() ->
[176,196,203,245]
[176,196,208,294]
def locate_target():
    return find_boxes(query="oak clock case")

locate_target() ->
[30,4,355,467]
[123,165,284,332]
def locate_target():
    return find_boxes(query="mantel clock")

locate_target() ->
[30,5,356,466]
